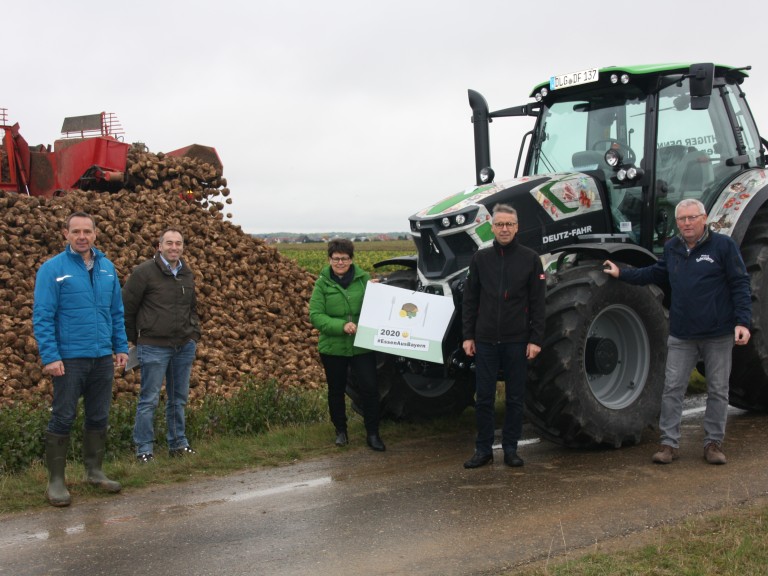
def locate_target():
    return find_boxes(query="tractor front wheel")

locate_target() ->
[527,263,668,448]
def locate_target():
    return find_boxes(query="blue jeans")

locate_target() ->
[473,341,527,456]
[48,356,115,435]
[133,340,197,455]
[659,334,733,449]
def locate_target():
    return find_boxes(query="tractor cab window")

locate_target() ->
[723,84,762,167]
[653,77,754,250]
[530,89,647,236]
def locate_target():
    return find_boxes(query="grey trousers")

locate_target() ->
[659,334,733,449]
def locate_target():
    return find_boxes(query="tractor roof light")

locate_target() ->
[610,73,631,85]
[604,148,622,168]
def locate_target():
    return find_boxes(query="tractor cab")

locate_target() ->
[492,63,765,254]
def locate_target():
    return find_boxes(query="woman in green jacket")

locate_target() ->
[309,239,385,451]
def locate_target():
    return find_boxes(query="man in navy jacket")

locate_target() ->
[604,199,751,465]
[33,212,129,506]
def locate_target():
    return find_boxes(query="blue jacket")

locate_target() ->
[33,246,129,365]
[619,230,751,340]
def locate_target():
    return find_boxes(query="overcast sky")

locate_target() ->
[5,0,768,234]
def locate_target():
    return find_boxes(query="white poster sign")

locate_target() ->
[355,282,455,363]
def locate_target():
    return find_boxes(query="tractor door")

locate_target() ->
[652,75,760,252]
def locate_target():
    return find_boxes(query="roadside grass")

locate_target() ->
[513,501,768,576]
[0,398,476,514]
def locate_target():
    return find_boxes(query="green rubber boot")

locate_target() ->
[45,432,72,507]
[83,429,122,493]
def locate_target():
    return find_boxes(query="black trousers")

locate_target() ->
[320,352,380,435]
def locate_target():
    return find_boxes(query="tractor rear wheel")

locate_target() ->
[729,208,768,411]
[527,263,668,448]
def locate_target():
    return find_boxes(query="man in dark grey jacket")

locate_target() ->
[462,204,546,469]
[123,229,201,462]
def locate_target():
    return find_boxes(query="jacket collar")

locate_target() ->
[493,237,518,253]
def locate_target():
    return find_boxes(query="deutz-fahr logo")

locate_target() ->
[542,225,593,244]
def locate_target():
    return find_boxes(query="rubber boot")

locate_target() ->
[45,432,72,507]
[82,429,122,493]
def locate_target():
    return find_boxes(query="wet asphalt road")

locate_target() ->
[2,398,768,576]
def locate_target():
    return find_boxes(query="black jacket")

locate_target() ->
[462,238,546,345]
[122,255,201,346]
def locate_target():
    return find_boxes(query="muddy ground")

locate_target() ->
[1,397,767,575]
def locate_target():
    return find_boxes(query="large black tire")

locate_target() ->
[729,208,768,411]
[527,263,668,448]
[347,269,475,420]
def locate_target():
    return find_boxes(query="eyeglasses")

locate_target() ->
[493,221,518,229]
[675,214,704,224]
[330,257,351,263]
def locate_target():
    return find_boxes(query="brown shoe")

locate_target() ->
[704,442,727,465]
[652,445,679,464]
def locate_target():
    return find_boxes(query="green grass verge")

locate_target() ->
[513,501,768,575]
[0,382,476,513]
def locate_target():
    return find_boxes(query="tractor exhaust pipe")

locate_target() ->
[468,89,491,186]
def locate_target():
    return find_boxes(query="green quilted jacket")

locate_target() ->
[309,264,371,356]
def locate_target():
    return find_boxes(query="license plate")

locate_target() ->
[550,68,599,90]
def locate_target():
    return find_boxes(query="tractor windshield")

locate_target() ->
[529,86,647,239]
[530,88,646,177]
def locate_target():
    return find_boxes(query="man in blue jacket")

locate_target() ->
[33,212,129,506]
[604,199,751,465]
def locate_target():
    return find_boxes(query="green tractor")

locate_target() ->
[363,63,768,448]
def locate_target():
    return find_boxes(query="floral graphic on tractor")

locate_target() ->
[531,174,602,220]
[708,170,767,234]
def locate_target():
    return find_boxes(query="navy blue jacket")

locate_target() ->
[620,230,751,340]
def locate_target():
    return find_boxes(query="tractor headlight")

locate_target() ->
[479,167,495,183]
[616,168,627,181]
[604,148,622,168]
[626,166,644,180]
[441,217,451,228]
[455,214,466,226]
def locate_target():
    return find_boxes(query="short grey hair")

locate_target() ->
[675,198,706,218]
[492,203,517,218]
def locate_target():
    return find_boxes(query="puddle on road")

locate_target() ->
[4,475,334,548]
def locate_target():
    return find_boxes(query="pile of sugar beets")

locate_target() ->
[0,145,324,407]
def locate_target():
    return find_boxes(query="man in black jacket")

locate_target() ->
[462,204,546,469]
[123,229,201,463]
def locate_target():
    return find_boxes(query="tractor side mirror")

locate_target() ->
[689,63,714,110]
